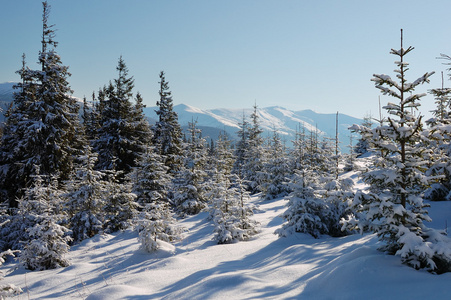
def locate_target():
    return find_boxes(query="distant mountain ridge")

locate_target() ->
[144,103,363,151]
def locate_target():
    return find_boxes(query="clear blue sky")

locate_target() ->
[1,0,451,119]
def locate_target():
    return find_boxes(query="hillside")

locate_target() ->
[0,82,14,114]
[1,162,451,299]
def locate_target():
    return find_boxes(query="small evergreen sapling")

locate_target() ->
[276,170,328,238]
[135,202,183,252]
[19,173,72,270]
[211,173,259,244]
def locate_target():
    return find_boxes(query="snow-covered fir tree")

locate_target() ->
[290,124,308,173]
[135,201,183,252]
[346,30,451,272]
[65,146,107,244]
[208,132,235,191]
[319,177,354,237]
[82,92,101,143]
[132,91,153,152]
[173,120,209,216]
[276,169,328,238]
[279,134,353,238]
[319,137,341,177]
[423,74,451,201]
[260,129,291,200]
[19,171,71,270]
[244,104,266,194]
[232,113,250,176]
[208,129,259,243]
[130,147,172,209]
[152,71,183,175]
[343,133,357,171]
[93,57,151,180]
[103,172,137,233]
[0,2,83,207]
[207,131,236,219]
[211,172,259,244]
[353,115,374,157]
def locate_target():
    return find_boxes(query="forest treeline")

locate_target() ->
[1,4,451,297]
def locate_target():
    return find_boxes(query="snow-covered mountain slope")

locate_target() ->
[0,82,14,100]
[2,169,450,299]
[145,104,363,150]
[0,82,15,113]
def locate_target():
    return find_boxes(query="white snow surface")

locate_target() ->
[2,174,451,299]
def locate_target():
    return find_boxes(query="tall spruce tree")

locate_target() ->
[0,2,82,207]
[346,30,451,271]
[94,57,150,179]
[244,104,265,194]
[152,71,183,174]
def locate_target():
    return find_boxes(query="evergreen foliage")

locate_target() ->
[19,172,71,270]
[244,104,265,194]
[345,31,451,272]
[65,147,107,244]
[233,113,250,176]
[277,169,353,238]
[211,173,259,244]
[206,132,236,209]
[135,202,183,252]
[354,115,373,156]
[260,130,291,200]
[423,79,451,201]
[173,120,208,215]
[103,172,137,233]
[152,71,183,174]
[131,148,172,209]
[93,57,151,180]
[0,2,82,207]
[276,170,328,238]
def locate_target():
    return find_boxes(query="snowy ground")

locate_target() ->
[2,182,451,299]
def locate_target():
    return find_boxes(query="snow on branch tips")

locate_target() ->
[390,46,414,57]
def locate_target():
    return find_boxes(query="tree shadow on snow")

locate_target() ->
[147,233,373,299]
